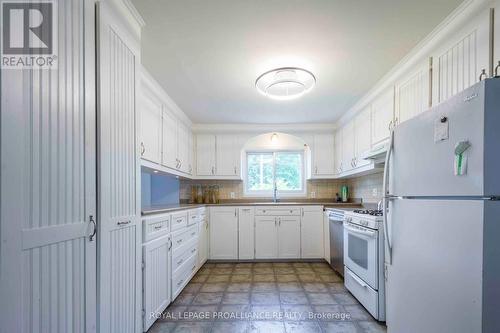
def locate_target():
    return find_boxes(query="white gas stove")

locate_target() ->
[343,209,385,321]
[345,209,383,230]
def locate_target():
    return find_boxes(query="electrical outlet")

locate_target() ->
[372,188,378,197]
[310,191,316,198]
[230,192,235,199]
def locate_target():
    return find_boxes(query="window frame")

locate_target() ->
[243,149,306,198]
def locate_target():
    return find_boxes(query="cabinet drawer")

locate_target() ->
[171,211,188,231]
[172,253,198,299]
[172,242,198,273]
[172,225,198,251]
[143,214,170,242]
[188,209,201,226]
[255,207,301,216]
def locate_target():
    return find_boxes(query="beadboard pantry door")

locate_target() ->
[96,1,142,333]
[0,0,97,332]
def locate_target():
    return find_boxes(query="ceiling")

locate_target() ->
[132,0,463,124]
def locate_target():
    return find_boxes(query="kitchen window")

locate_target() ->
[245,151,305,197]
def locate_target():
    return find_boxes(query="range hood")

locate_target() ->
[361,141,389,164]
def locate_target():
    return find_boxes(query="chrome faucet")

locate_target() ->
[273,182,279,203]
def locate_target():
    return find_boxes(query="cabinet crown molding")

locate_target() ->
[192,123,336,134]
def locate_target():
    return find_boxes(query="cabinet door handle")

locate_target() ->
[154,225,162,230]
[279,217,281,226]
[117,220,131,226]
[234,166,237,175]
[235,209,237,217]
[315,166,318,174]
[388,120,394,131]
[140,142,145,156]
[89,215,97,241]
[211,166,215,175]
[177,258,184,265]
[274,218,277,226]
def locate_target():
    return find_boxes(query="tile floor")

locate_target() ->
[148,262,387,333]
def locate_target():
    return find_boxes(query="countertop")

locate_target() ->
[141,200,363,216]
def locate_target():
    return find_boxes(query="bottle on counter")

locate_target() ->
[189,185,196,204]
[203,186,210,204]
[214,185,220,204]
[335,192,341,202]
[196,185,203,204]
[341,186,348,202]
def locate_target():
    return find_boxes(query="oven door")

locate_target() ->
[343,222,378,289]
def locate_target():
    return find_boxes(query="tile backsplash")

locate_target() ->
[179,172,383,203]
[347,173,384,204]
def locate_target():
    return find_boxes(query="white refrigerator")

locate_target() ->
[383,79,500,333]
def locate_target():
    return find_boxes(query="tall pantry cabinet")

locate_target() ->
[0,0,98,332]
[97,1,144,333]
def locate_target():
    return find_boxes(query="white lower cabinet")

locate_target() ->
[277,216,301,258]
[142,234,171,332]
[238,207,255,259]
[301,207,324,258]
[255,216,279,259]
[254,208,302,259]
[209,207,239,259]
[323,212,331,264]
[198,214,209,266]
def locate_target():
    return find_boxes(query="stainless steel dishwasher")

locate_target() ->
[327,209,346,277]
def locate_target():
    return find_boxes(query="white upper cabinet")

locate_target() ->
[341,121,355,172]
[188,133,194,175]
[194,134,241,179]
[196,134,217,176]
[177,121,190,173]
[334,129,343,175]
[140,68,193,176]
[395,60,430,125]
[311,133,335,177]
[162,109,178,170]
[354,106,371,168]
[371,88,395,146]
[216,134,241,176]
[431,9,490,105]
[140,89,162,164]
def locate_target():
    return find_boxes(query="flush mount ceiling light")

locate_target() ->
[255,67,316,100]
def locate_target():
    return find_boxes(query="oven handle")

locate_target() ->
[347,270,368,288]
[344,224,376,238]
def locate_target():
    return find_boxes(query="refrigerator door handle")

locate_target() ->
[383,129,395,264]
